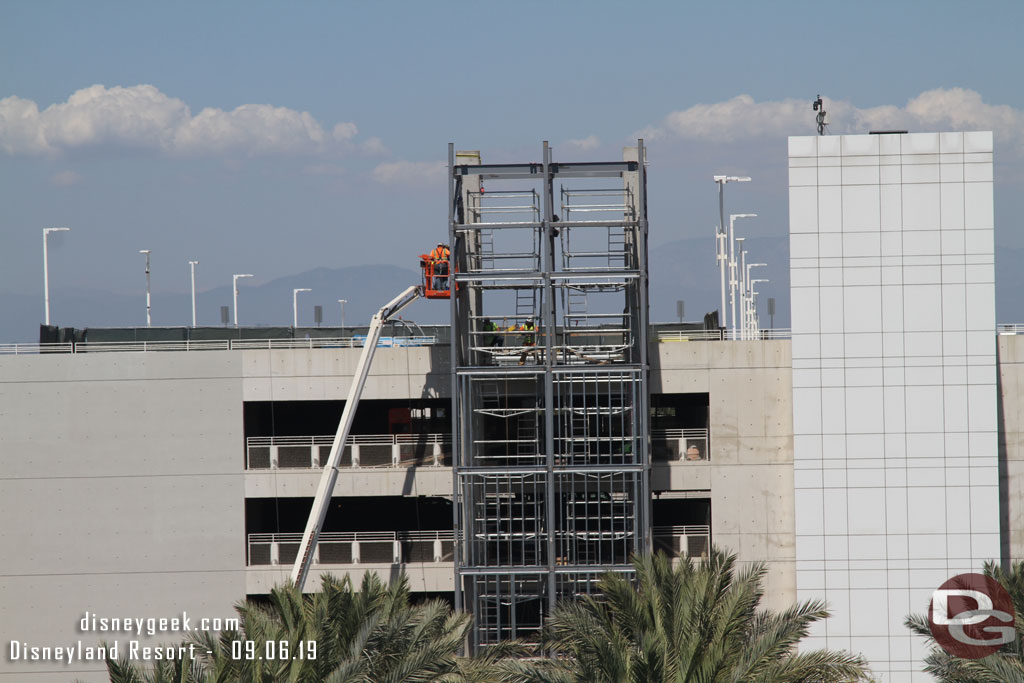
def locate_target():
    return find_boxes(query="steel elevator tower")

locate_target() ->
[448,141,652,648]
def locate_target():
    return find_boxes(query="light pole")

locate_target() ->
[713,175,751,333]
[727,213,756,337]
[188,261,199,327]
[293,288,311,328]
[139,250,152,327]
[715,226,727,331]
[233,274,253,327]
[745,263,766,340]
[749,279,769,339]
[43,227,70,326]
[338,299,347,335]
[734,238,745,340]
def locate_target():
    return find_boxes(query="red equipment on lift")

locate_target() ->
[419,243,453,299]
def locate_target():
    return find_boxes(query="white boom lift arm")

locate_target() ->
[291,284,423,590]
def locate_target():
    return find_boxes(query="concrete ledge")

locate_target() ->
[651,461,711,490]
[244,467,453,497]
[246,563,455,594]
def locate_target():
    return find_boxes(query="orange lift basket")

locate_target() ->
[419,246,454,299]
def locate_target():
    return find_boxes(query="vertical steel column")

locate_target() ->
[448,142,462,613]
[636,139,653,554]
[541,141,557,613]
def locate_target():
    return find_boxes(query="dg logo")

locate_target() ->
[928,573,1015,659]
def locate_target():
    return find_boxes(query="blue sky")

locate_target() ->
[2,1,1023,332]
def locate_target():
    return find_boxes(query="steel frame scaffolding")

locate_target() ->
[448,141,651,648]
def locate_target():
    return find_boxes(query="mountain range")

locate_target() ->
[3,236,1020,343]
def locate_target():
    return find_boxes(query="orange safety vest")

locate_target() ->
[430,246,450,261]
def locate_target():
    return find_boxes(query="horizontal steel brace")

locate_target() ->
[454,271,639,283]
[455,220,638,231]
[456,363,642,376]
[455,271,545,282]
[453,161,637,179]
[455,366,544,376]
[456,564,636,576]
[456,222,542,231]
[553,220,639,228]
[456,466,645,476]
[455,466,547,476]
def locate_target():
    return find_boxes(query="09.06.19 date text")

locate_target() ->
[230,640,316,660]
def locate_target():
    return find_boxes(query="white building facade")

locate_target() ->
[788,131,999,681]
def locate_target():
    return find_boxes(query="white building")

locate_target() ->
[788,131,999,681]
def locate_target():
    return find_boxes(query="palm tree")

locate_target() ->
[93,572,525,683]
[500,549,870,683]
[905,560,1024,682]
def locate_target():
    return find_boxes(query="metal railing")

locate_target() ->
[650,428,710,462]
[0,336,438,355]
[247,527,707,566]
[14,325,1024,354]
[73,340,232,353]
[652,524,711,559]
[0,342,75,354]
[247,530,455,566]
[245,433,452,469]
[657,329,792,342]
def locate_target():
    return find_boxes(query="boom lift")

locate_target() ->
[291,249,451,591]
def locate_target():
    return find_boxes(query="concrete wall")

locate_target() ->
[0,344,455,677]
[241,345,450,401]
[651,340,795,612]
[0,352,247,682]
[998,334,1024,563]
[245,467,453,498]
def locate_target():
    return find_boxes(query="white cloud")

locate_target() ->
[50,170,81,186]
[370,160,445,186]
[0,96,54,155]
[332,122,357,141]
[359,136,388,156]
[641,88,1024,152]
[563,135,601,152]
[0,84,363,157]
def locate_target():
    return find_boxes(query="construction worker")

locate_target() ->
[521,319,535,346]
[430,243,450,290]
[430,243,450,262]
[483,318,502,347]
[519,319,536,365]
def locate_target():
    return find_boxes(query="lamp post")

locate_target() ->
[139,250,152,327]
[745,263,766,340]
[715,226,728,334]
[338,299,347,335]
[293,288,311,328]
[188,261,199,327]
[727,213,756,337]
[734,238,745,340]
[713,175,751,333]
[749,279,769,339]
[43,227,70,326]
[233,274,253,327]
